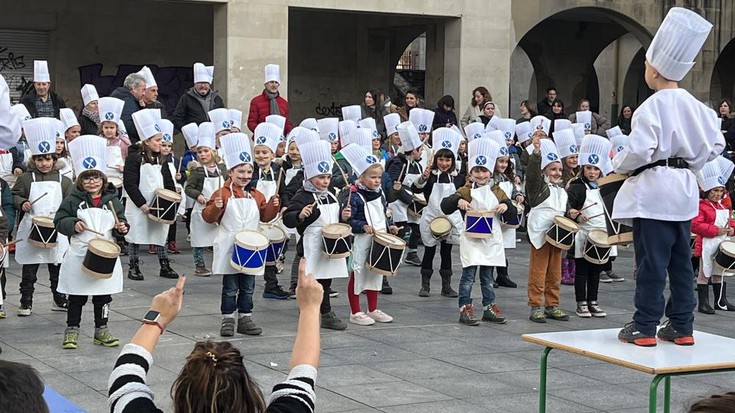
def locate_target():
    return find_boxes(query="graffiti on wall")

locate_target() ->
[314,101,346,117]
[0,45,33,102]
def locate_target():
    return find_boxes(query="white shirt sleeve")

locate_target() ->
[0,75,21,150]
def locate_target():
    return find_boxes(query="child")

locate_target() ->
[613,8,723,347]
[317,117,340,156]
[78,84,100,135]
[180,122,203,237]
[566,134,612,318]
[341,143,399,325]
[552,127,580,286]
[203,133,279,336]
[55,135,128,349]
[412,127,464,297]
[284,140,350,330]
[692,156,735,314]
[13,118,73,315]
[158,119,185,254]
[184,123,225,276]
[0,177,11,319]
[525,138,570,323]
[123,109,178,281]
[441,137,513,326]
[98,97,131,192]
[209,108,232,160]
[383,113,402,159]
[58,108,79,178]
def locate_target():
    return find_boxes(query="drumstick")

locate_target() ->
[28,192,48,206]
[217,174,223,201]
[108,201,121,226]
[177,153,184,176]
[3,239,22,248]
[85,228,105,236]
[397,163,407,184]
[579,202,598,212]
[148,207,164,211]
[274,167,284,198]
[584,212,605,220]
[332,156,350,186]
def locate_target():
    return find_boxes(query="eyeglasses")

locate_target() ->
[82,176,102,184]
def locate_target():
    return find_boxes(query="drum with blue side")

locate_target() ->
[259,223,287,265]
[499,200,524,229]
[231,230,269,275]
[464,210,493,239]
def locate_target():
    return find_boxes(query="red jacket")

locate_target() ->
[247,91,293,134]
[691,199,735,257]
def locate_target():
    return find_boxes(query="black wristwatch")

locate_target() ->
[142,310,164,334]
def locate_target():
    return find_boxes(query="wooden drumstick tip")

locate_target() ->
[28,192,49,206]
[579,202,598,212]
[3,238,22,248]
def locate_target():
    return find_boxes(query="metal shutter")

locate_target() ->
[0,30,49,103]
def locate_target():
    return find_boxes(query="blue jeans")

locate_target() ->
[192,247,204,266]
[458,265,496,308]
[221,273,255,315]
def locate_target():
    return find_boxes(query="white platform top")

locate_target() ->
[522,328,735,374]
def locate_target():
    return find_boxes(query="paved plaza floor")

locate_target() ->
[1,229,734,413]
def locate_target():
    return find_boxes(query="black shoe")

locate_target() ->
[128,263,144,281]
[713,283,735,311]
[618,321,656,347]
[404,252,421,267]
[52,294,68,312]
[381,276,393,294]
[496,275,518,288]
[697,284,715,314]
[657,319,694,346]
[159,259,179,279]
[263,286,290,299]
[119,243,129,256]
[328,288,339,298]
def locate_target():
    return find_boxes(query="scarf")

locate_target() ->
[357,182,380,193]
[266,89,280,116]
[83,107,100,126]
[193,90,213,117]
[304,180,329,199]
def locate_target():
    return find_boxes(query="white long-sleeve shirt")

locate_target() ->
[0,75,21,150]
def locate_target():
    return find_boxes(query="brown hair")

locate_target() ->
[471,86,491,107]
[75,170,108,191]
[689,392,735,412]
[171,341,266,413]
[0,360,49,413]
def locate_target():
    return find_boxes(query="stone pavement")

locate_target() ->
[1,228,734,413]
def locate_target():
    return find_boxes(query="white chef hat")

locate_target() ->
[432,127,461,156]
[338,120,358,140]
[341,105,362,123]
[530,115,551,137]
[264,64,281,84]
[50,118,65,142]
[715,156,735,186]
[554,119,572,132]
[160,119,174,144]
[98,97,125,125]
[229,109,243,131]
[571,123,586,147]
[606,125,622,138]
[384,113,401,136]
[491,118,517,142]
[11,104,33,123]
[23,118,57,156]
[208,108,231,133]
[197,122,216,151]
[138,66,157,89]
[646,7,712,82]
[317,118,339,143]
[182,122,199,148]
[540,139,562,170]
[397,121,422,151]
[221,132,253,170]
[117,119,128,137]
[341,143,380,176]
[34,60,50,83]
[59,108,79,132]
[464,123,485,142]
[265,114,286,132]
[193,62,214,84]
[515,122,533,144]
[69,135,107,174]
[468,137,499,172]
[253,122,281,153]
[553,128,579,159]
[697,156,732,192]
[294,128,321,148]
[358,118,380,140]
[351,128,374,153]
[486,130,509,158]
[300,118,319,132]
[301,140,333,179]
[610,134,629,156]
[132,109,162,141]
[576,111,593,131]
[81,84,99,106]
[409,108,434,134]
[579,134,612,171]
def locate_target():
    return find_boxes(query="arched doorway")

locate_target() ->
[710,36,735,104]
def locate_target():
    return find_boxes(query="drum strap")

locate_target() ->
[631,157,689,177]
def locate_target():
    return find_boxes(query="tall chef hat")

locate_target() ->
[358,117,380,140]
[464,122,485,142]
[540,139,562,170]
[606,125,623,138]
[182,122,199,148]
[81,84,99,106]
[209,108,231,133]
[489,118,517,142]
[301,140,334,179]
[646,7,713,82]
[341,105,362,123]
[486,130,509,158]
[351,128,374,153]
[193,63,214,84]
[59,108,79,132]
[221,132,253,170]
[138,66,157,88]
[300,118,319,132]
[530,115,551,137]
[397,121,422,151]
[515,122,534,144]
[34,60,50,83]
[132,109,161,141]
[265,115,286,132]
[317,118,339,143]
[11,103,33,123]
[117,119,128,137]
[571,123,586,147]
[338,120,358,140]
[697,156,733,192]
[610,134,629,156]
[69,135,107,174]
[576,111,593,131]
[579,134,612,173]
[23,118,58,156]
[229,109,243,131]
[197,122,216,151]
[384,113,401,136]
[341,143,379,177]
[50,118,65,142]
[552,128,579,159]
[409,108,434,134]
[160,119,174,144]
[468,137,499,172]
[432,127,461,156]
[253,122,281,153]
[553,119,572,132]
[715,155,735,186]
[98,97,125,125]
[264,64,281,84]
[294,128,321,148]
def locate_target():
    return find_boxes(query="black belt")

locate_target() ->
[631,157,689,177]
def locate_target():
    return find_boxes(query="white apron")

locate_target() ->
[190,168,221,248]
[282,167,301,238]
[388,160,421,223]
[352,193,387,294]
[498,181,518,249]
[166,161,186,216]
[106,146,124,183]
[702,203,730,278]
[419,173,462,247]
[526,183,568,250]
[57,205,123,295]
[573,185,606,259]
[285,166,300,186]
[459,184,505,267]
[256,169,277,202]
[211,185,260,275]
[15,173,69,265]
[124,163,168,245]
[58,156,74,180]
[303,192,348,279]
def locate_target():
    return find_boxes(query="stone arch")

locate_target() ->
[710,35,735,104]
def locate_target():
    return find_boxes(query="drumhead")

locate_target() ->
[89,238,121,255]
[235,230,269,248]
[598,173,628,187]
[374,232,406,248]
[412,193,427,205]
[156,188,182,202]
[430,217,452,232]
[466,210,493,218]
[258,224,286,241]
[32,216,55,227]
[720,240,735,256]
[587,230,609,246]
[554,216,579,231]
[323,223,352,237]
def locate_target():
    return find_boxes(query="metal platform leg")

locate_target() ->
[539,346,552,413]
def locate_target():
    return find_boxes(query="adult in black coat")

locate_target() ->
[172,85,224,134]
[20,87,66,119]
[536,87,557,120]
[432,95,459,130]
[110,73,147,145]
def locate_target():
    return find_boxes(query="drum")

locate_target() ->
[545,216,579,250]
[28,216,58,248]
[598,173,633,246]
[108,176,123,188]
[465,210,493,239]
[82,238,120,279]
[714,240,735,275]
[231,230,269,275]
[147,188,182,225]
[583,229,611,264]
[322,223,353,259]
[407,194,426,219]
[430,216,452,239]
[499,200,524,229]
[258,223,287,265]
[366,232,406,276]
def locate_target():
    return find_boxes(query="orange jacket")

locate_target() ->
[202,178,279,224]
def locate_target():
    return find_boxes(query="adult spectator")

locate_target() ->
[395,89,423,121]
[110,72,146,144]
[173,63,225,134]
[517,99,537,123]
[478,101,495,126]
[360,90,388,139]
[247,64,292,134]
[460,86,490,128]
[546,99,567,137]
[78,84,100,135]
[0,360,48,413]
[433,94,458,130]
[20,60,66,119]
[536,87,557,120]
[138,66,168,117]
[617,104,634,135]
[568,98,610,136]
[717,99,735,151]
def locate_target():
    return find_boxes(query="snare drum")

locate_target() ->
[322,223,353,259]
[583,230,611,264]
[598,173,633,245]
[465,210,493,239]
[147,188,182,225]
[407,194,426,219]
[545,216,579,250]
[108,176,123,188]
[82,238,120,279]
[28,216,58,248]
[499,200,524,229]
[366,232,406,276]
[430,216,452,239]
[259,223,286,265]
[714,240,735,275]
[231,230,269,275]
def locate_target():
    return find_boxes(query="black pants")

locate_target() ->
[20,263,61,305]
[601,256,616,272]
[490,259,510,280]
[574,258,602,302]
[397,222,421,250]
[264,265,280,291]
[0,267,6,300]
[421,241,452,270]
[66,294,112,328]
[317,279,332,315]
[167,221,176,243]
[185,207,192,234]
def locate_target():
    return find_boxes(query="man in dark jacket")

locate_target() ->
[537,87,557,118]
[110,73,146,145]
[138,66,168,118]
[20,60,66,119]
[172,62,224,134]
[247,64,293,134]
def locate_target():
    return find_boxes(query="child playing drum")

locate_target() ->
[340,142,399,326]
[441,137,513,326]
[13,118,73,315]
[55,135,129,349]
[159,119,184,254]
[58,108,79,178]
[203,133,280,337]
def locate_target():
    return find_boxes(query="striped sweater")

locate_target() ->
[108,343,317,413]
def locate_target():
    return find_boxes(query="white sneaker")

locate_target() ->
[349,312,375,326]
[367,309,393,323]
